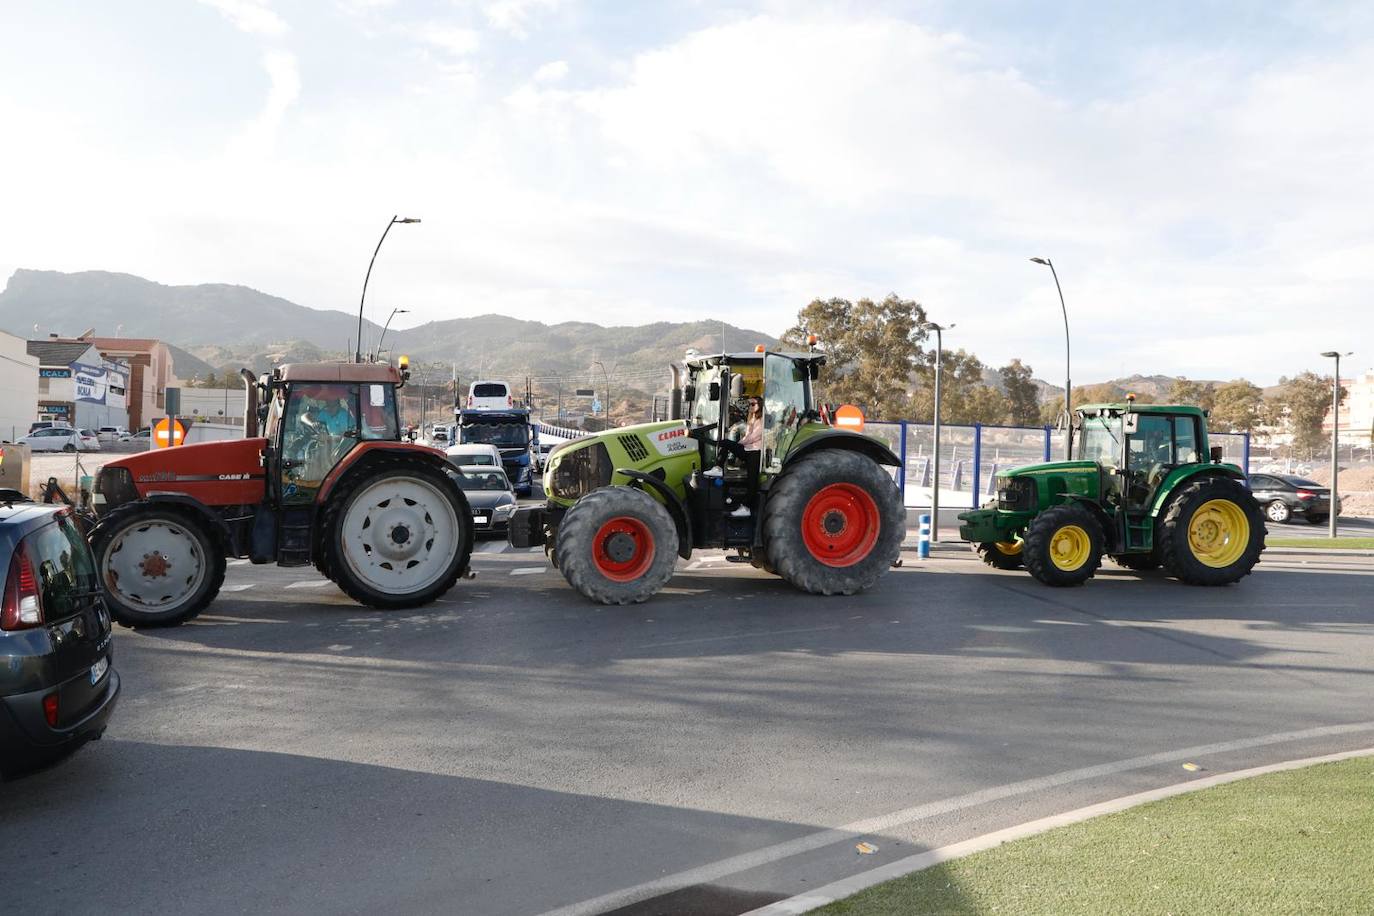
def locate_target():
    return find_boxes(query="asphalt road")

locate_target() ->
[3,538,1373,915]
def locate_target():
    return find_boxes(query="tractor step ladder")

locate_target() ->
[278,507,314,567]
[1123,511,1152,551]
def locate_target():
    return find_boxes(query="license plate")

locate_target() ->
[473,516,488,525]
[90,657,109,685]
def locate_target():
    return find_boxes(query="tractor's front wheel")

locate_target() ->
[91,502,225,627]
[1023,503,1104,587]
[976,540,1024,570]
[556,486,678,604]
[323,461,473,609]
[1158,477,1265,585]
[762,450,904,596]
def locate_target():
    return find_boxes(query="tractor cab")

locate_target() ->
[1075,402,1211,524]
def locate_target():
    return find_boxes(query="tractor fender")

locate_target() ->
[1060,495,1121,554]
[1147,464,1247,518]
[617,468,693,559]
[316,441,455,504]
[783,430,901,468]
[94,493,234,554]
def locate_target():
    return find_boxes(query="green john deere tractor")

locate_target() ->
[957,401,1265,587]
[508,349,906,604]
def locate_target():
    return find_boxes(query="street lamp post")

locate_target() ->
[356,216,420,363]
[593,360,613,429]
[374,308,410,362]
[1030,257,1072,458]
[928,321,954,542]
[1320,350,1352,539]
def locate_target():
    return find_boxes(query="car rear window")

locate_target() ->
[1290,478,1322,488]
[27,515,99,621]
[473,383,507,397]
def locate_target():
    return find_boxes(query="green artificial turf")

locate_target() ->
[818,756,1374,915]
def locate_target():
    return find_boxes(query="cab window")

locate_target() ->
[1128,415,1174,471]
[1174,416,1199,464]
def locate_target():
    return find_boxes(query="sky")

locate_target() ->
[1,0,1371,385]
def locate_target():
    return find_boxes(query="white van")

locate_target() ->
[466,380,513,410]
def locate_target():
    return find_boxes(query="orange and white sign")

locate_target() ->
[833,404,865,432]
[153,418,186,448]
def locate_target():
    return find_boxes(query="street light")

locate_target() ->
[356,216,421,363]
[374,308,410,362]
[1030,257,1073,458]
[1320,350,1352,539]
[927,321,955,542]
[593,360,614,429]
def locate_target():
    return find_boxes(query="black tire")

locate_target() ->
[976,541,1024,570]
[1112,553,1161,572]
[62,444,75,452]
[1023,503,1104,587]
[321,459,473,609]
[761,450,904,596]
[90,502,225,627]
[1265,499,1291,524]
[556,486,678,604]
[1159,477,1266,586]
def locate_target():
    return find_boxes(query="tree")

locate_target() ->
[1209,379,1263,433]
[910,348,1005,424]
[1279,371,1346,457]
[999,359,1040,427]
[782,294,928,419]
[1168,377,1215,410]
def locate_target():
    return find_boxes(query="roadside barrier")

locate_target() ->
[917,514,931,559]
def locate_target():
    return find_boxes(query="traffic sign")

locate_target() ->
[153,417,186,448]
[575,388,596,397]
[833,404,865,432]
[591,398,602,415]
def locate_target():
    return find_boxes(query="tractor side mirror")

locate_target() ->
[1210,446,1224,463]
[729,374,744,399]
[708,382,721,402]
[1123,413,1139,435]
[683,384,695,405]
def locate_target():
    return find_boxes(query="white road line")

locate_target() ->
[219,584,254,592]
[538,720,1374,916]
[476,540,507,554]
[284,580,334,589]
[227,559,250,567]
[747,745,1374,915]
[510,566,546,576]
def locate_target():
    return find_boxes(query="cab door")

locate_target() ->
[275,383,361,507]
[761,353,808,471]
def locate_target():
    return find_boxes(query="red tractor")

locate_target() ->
[89,361,474,627]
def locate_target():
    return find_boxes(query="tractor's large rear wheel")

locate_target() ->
[323,461,473,609]
[556,486,678,605]
[1158,477,1265,585]
[762,450,904,596]
[91,502,225,627]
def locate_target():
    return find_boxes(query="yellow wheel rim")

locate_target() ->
[1049,525,1091,571]
[1188,499,1250,568]
[994,539,1023,556]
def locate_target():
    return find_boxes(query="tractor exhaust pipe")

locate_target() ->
[241,368,259,437]
[669,364,683,421]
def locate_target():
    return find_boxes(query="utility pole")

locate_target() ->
[928,321,954,542]
[1321,351,1352,538]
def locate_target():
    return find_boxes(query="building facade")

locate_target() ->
[79,337,178,431]
[25,338,131,431]
[0,330,40,441]
[1324,370,1374,448]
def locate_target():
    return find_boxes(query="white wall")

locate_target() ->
[0,331,39,442]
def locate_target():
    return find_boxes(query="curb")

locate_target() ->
[743,745,1374,915]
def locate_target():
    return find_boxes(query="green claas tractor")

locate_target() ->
[508,349,906,604]
[957,401,1265,587]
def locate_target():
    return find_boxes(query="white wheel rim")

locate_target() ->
[339,476,460,595]
[104,519,207,610]
[1268,502,1286,521]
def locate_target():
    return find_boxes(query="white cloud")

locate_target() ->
[418,25,481,57]
[484,0,562,39]
[532,59,569,83]
[198,0,287,37]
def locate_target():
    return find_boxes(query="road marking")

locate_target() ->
[747,745,1374,915]
[284,580,334,589]
[219,584,254,592]
[227,559,250,567]
[510,566,546,576]
[476,540,507,554]
[538,720,1374,916]
[636,625,844,650]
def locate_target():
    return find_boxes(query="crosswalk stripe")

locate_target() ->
[285,580,334,589]
[510,566,546,576]
[220,584,254,592]
[227,559,250,567]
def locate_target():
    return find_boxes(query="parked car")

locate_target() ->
[1,502,119,778]
[18,428,102,453]
[1248,473,1342,524]
[454,466,517,536]
[28,421,73,435]
[96,426,131,443]
[445,443,504,468]
[466,380,514,410]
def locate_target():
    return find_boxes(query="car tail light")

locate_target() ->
[1,543,44,630]
[467,396,472,407]
[507,395,513,407]
[1296,489,1317,500]
[43,693,59,727]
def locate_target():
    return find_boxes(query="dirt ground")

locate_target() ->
[1306,464,1374,517]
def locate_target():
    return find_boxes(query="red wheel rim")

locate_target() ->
[801,483,880,567]
[592,516,655,581]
